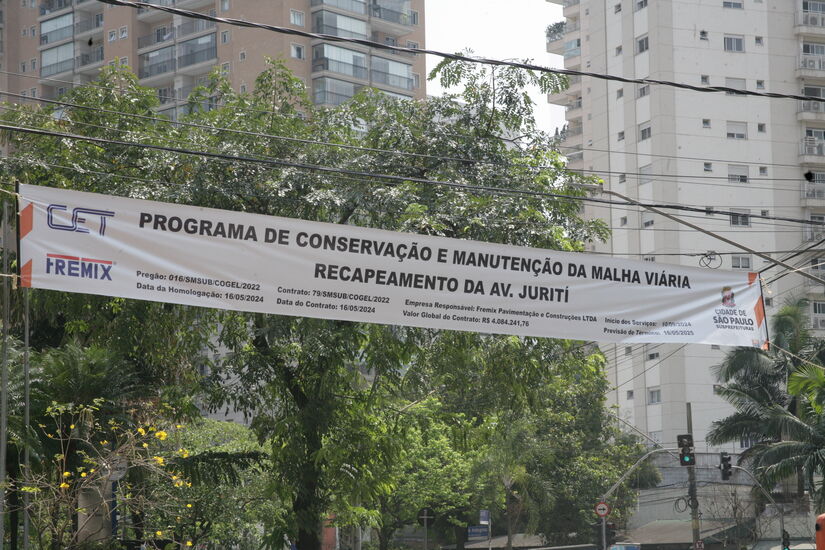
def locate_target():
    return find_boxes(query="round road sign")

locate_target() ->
[594,501,610,517]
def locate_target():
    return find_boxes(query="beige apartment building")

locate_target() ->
[3,0,425,117]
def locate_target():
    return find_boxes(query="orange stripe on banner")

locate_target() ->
[748,272,758,286]
[755,297,765,328]
[19,203,33,239]
[21,260,32,288]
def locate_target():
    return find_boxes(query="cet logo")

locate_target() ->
[46,204,115,236]
[45,254,113,281]
[721,286,736,307]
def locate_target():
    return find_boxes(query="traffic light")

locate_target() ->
[720,452,732,480]
[677,433,696,466]
[782,529,790,550]
[606,522,617,548]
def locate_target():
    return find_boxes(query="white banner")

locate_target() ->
[16,184,768,347]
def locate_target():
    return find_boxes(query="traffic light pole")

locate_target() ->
[686,405,700,550]
[730,465,784,548]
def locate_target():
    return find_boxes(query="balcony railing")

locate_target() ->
[799,10,825,27]
[139,58,176,78]
[314,23,368,39]
[371,68,413,89]
[75,18,103,34]
[138,29,174,49]
[801,137,825,156]
[314,90,358,106]
[566,98,583,111]
[177,46,217,68]
[812,315,825,329]
[806,226,825,241]
[805,182,825,199]
[800,54,825,71]
[312,58,368,79]
[76,48,104,68]
[562,0,580,7]
[370,3,413,25]
[800,99,825,113]
[41,58,74,77]
[547,21,580,43]
[40,0,72,16]
[177,19,215,39]
[310,0,367,14]
[564,46,581,58]
[40,25,73,45]
[138,0,174,14]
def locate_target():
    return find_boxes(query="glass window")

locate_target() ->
[120,26,128,39]
[290,9,305,27]
[291,43,305,59]
[727,164,749,183]
[108,30,117,41]
[639,164,653,183]
[730,210,751,226]
[313,77,361,105]
[636,35,649,54]
[726,121,747,139]
[647,387,661,404]
[731,254,751,269]
[639,121,652,140]
[725,77,746,94]
[724,35,745,52]
[313,11,368,39]
[372,56,413,89]
[312,44,367,79]
[723,0,743,7]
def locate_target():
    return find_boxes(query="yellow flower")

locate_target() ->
[176,424,183,429]
[137,427,146,436]
[69,424,75,429]
[80,472,87,478]
[186,503,192,508]
[149,427,156,432]
[154,430,168,441]
[155,530,163,537]
[90,469,95,473]
[174,480,184,487]
[142,443,149,448]
[99,440,108,446]
[178,448,190,458]
[62,471,71,478]
[59,482,70,489]
[153,456,164,466]
[186,542,193,547]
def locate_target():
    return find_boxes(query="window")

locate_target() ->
[755,36,764,46]
[730,209,751,226]
[728,164,749,183]
[30,26,36,36]
[22,27,27,37]
[725,77,746,94]
[640,164,653,183]
[639,121,651,140]
[221,30,230,43]
[723,0,743,7]
[758,123,766,133]
[20,61,26,72]
[239,50,246,62]
[703,118,711,128]
[761,209,769,217]
[712,344,721,350]
[638,84,650,97]
[731,254,752,269]
[647,387,661,404]
[636,0,648,10]
[410,10,419,25]
[220,0,229,10]
[704,162,713,171]
[814,301,825,315]
[759,166,768,176]
[30,88,36,98]
[620,216,628,226]
[615,3,622,12]
[240,83,247,93]
[756,80,765,89]
[642,214,655,228]
[120,26,127,39]
[726,121,747,139]
[618,131,625,141]
[413,73,420,89]
[643,255,656,262]
[221,62,230,75]
[618,173,626,182]
[700,30,708,40]
[625,346,633,356]
[701,74,710,85]
[31,59,36,70]
[108,30,116,42]
[290,9,305,27]
[636,35,649,54]
[120,56,128,67]
[290,43,305,59]
[705,206,714,216]
[648,351,660,360]
[813,257,825,272]
[765,297,773,307]
[20,90,27,98]
[617,88,624,99]
[615,45,623,55]
[740,435,758,449]
[626,390,634,400]
[57,87,66,96]
[407,40,420,52]
[724,35,745,52]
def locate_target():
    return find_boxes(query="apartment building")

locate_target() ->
[546,0,821,451]
[4,0,425,117]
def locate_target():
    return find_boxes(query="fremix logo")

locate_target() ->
[721,286,736,307]
[46,204,115,236]
[45,254,113,281]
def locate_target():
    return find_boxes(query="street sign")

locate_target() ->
[418,507,435,527]
[595,501,610,517]
[479,509,490,526]
[468,526,488,540]
[695,541,704,550]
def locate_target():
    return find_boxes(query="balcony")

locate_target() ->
[75,0,99,12]
[175,0,213,9]
[563,0,581,16]
[799,98,825,122]
[314,23,368,39]
[139,58,176,79]
[370,2,414,35]
[39,0,72,16]
[312,58,368,80]
[798,54,825,78]
[310,0,367,15]
[314,90,356,106]
[137,0,174,22]
[177,19,216,40]
[74,17,103,36]
[39,24,73,45]
[800,138,825,164]
[75,48,104,72]
[41,58,74,77]
[548,74,581,105]
[177,46,217,71]
[565,97,583,112]
[812,314,825,330]
[138,29,174,50]
[371,68,413,90]
[804,182,825,207]
[797,11,825,37]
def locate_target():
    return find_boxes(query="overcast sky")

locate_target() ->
[425,0,567,132]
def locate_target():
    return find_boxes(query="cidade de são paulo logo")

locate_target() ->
[44,203,116,282]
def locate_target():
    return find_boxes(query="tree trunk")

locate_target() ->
[506,489,513,550]
[454,523,466,550]
[378,526,393,550]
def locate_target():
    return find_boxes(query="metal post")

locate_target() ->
[1,201,11,546]
[487,517,491,550]
[601,516,607,550]
[423,515,428,550]
[23,288,29,549]
[687,404,701,550]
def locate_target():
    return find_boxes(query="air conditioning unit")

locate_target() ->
[805,57,818,69]
[815,317,825,329]
[809,14,820,26]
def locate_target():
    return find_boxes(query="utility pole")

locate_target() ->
[686,404,700,550]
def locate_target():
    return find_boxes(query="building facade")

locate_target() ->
[546,0,821,451]
[4,0,425,116]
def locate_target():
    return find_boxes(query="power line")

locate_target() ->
[97,0,825,105]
